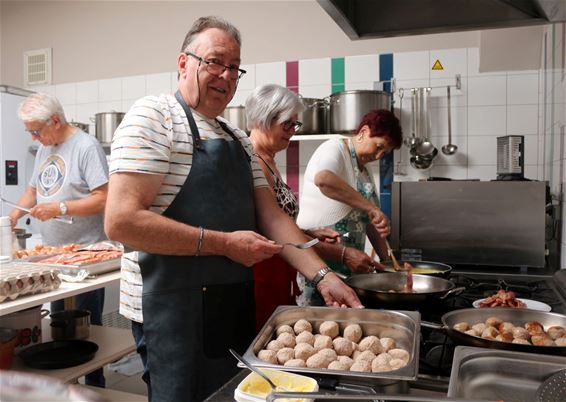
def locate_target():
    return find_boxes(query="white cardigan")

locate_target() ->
[297,139,357,229]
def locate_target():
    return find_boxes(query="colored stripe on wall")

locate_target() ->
[331,57,345,94]
[286,61,300,194]
[379,53,394,219]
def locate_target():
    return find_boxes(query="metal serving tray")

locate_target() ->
[242,306,420,384]
[448,346,566,402]
[21,255,121,276]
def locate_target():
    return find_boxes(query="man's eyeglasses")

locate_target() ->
[281,120,302,132]
[26,128,43,137]
[185,52,246,80]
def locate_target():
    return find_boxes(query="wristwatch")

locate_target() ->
[311,267,332,288]
[59,202,68,216]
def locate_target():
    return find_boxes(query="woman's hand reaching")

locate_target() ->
[368,208,390,238]
[343,247,383,274]
[304,227,341,243]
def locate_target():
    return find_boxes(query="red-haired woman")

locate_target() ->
[296,109,403,306]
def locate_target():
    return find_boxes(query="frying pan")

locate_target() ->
[422,308,566,356]
[340,272,464,305]
[19,340,98,369]
[381,260,452,278]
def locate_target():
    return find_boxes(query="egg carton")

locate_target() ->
[0,262,61,303]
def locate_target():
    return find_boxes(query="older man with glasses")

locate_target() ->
[9,93,108,387]
[105,15,362,402]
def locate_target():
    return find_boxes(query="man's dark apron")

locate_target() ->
[138,91,256,402]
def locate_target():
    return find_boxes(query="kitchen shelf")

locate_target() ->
[0,271,121,316]
[290,133,352,141]
[10,320,135,383]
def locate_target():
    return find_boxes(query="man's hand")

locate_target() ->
[224,230,284,266]
[368,208,390,238]
[343,247,381,274]
[29,202,61,222]
[316,272,364,308]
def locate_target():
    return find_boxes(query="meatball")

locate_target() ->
[319,321,340,339]
[547,326,566,340]
[481,326,499,339]
[318,348,338,364]
[276,324,294,337]
[371,359,392,373]
[472,323,487,334]
[294,343,315,361]
[284,358,306,367]
[453,322,470,332]
[355,350,376,363]
[313,335,333,352]
[350,360,371,372]
[294,319,312,335]
[276,347,295,364]
[332,337,354,357]
[486,317,503,327]
[525,321,544,334]
[277,332,296,348]
[296,331,315,346]
[389,358,407,370]
[495,331,513,343]
[554,337,566,347]
[306,353,329,369]
[337,355,354,369]
[379,337,396,352]
[257,349,277,364]
[352,350,362,360]
[343,324,363,343]
[512,327,530,340]
[531,334,554,346]
[498,322,515,333]
[266,340,284,351]
[328,360,350,371]
[465,329,479,337]
[373,352,392,366]
[358,336,383,354]
[512,338,531,345]
[387,348,410,364]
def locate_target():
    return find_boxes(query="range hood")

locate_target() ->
[318,0,566,40]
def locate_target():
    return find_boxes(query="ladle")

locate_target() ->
[441,86,458,155]
[229,349,287,392]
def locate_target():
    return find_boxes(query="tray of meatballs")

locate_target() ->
[241,306,420,383]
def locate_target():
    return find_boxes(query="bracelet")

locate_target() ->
[340,246,347,265]
[195,226,205,256]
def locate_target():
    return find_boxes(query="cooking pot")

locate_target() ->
[0,306,49,353]
[422,308,566,356]
[50,310,90,340]
[340,272,464,306]
[93,111,125,144]
[298,97,327,134]
[328,90,391,133]
[381,260,452,278]
[12,228,31,251]
[69,121,90,134]
[222,106,248,133]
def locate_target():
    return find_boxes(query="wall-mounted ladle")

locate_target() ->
[441,86,458,156]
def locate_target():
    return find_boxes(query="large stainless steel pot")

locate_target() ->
[93,112,125,144]
[343,272,464,306]
[299,97,327,134]
[328,90,391,134]
[222,106,248,133]
[423,308,566,356]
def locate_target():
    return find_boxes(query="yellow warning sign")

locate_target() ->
[432,60,444,70]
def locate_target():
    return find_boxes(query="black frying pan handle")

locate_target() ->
[421,321,445,331]
[439,286,466,300]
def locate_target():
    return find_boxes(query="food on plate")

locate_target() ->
[453,316,563,346]
[319,321,339,338]
[478,290,527,308]
[14,243,81,259]
[263,319,411,374]
[453,322,470,332]
[35,249,122,265]
[294,343,315,360]
[472,323,486,334]
[276,332,296,348]
[293,319,312,335]
[284,358,306,367]
[295,331,314,346]
[275,324,294,336]
[343,323,363,343]
[257,349,277,364]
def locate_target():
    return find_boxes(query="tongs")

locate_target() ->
[1,197,73,224]
[385,238,413,291]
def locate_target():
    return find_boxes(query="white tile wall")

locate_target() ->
[429,48,467,79]
[299,58,331,86]
[344,55,379,84]
[468,105,507,135]
[393,51,429,80]
[468,75,507,106]
[255,62,286,87]
[146,72,171,95]
[507,73,539,104]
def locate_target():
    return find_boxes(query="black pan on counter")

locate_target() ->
[341,272,464,305]
[422,308,566,356]
[381,260,452,278]
[19,340,99,369]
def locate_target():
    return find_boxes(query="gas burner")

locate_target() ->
[461,277,540,293]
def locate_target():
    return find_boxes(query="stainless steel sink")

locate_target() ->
[448,346,566,402]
